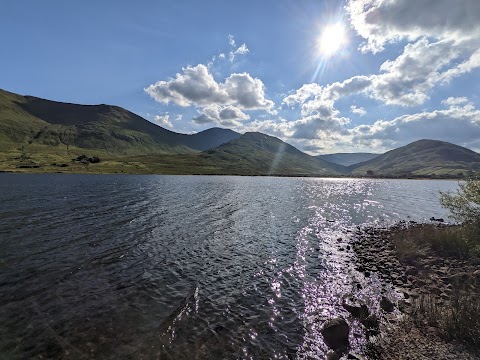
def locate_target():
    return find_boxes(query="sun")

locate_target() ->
[318,23,346,56]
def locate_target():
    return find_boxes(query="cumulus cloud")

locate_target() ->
[368,38,462,106]
[145,64,228,107]
[441,97,471,107]
[154,114,174,128]
[145,64,274,111]
[350,105,366,116]
[283,83,323,107]
[349,102,480,151]
[192,104,250,127]
[346,0,480,53]
[283,37,478,110]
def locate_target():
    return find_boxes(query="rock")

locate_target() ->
[380,296,395,313]
[398,299,412,314]
[321,318,350,351]
[405,267,419,276]
[361,314,379,333]
[342,299,369,319]
[429,217,444,222]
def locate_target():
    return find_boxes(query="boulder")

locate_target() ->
[342,298,369,319]
[380,296,395,313]
[321,318,350,351]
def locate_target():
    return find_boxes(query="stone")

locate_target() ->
[380,296,395,313]
[321,318,350,351]
[361,314,379,332]
[405,267,419,276]
[342,299,369,320]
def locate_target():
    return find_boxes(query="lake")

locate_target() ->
[0,174,458,359]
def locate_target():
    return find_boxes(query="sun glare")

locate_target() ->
[318,23,346,56]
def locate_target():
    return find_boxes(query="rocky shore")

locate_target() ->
[348,222,480,359]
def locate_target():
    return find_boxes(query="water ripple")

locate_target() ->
[0,174,458,359]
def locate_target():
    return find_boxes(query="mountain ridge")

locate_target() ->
[0,88,241,154]
[349,139,480,177]
[1,88,479,177]
[317,152,379,166]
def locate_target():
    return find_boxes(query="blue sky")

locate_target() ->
[2,0,480,153]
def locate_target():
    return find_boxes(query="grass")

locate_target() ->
[412,289,480,350]
[392,224,480,261]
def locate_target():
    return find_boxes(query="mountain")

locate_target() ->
[0,88,240,154]
[201,132,345,176]
[349,139,480,177]
[317,152,379,166]
[183,127,241,151]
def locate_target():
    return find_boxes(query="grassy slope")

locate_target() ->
[350,139,480,177]
[0,88,241,154]
[0,88,242,174]
[200,132,346,176]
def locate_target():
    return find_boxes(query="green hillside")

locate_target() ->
[350,139,480,178]
[0,88,240,154]
[201,132,345,176]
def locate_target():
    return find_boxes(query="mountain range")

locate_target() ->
[1,88,479,178]
[317,153,379,167]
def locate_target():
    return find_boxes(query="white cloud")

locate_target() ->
[283,37,478,109]
[350,105,366,116]
[145,64,274,111]
[349,102,480,151]
[368,38,461,106]
[223,72,273,110]
[346,0,480,53]
[227,34,250,62]
[282,83,323,107]
[145,64,229,107]
[192,104,250,127]
[154,114,174,128]
[228,34,236,48]
[245,98,480,153]
[441,97,470,107]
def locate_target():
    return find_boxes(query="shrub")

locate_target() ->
[440,175,480,227]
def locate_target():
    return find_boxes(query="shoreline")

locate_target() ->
[350,222,480,359]
[0,170,465,181]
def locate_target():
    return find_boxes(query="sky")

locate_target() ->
[1,0,480,154]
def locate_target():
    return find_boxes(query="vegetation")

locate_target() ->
[440,175,480,228]
[201,132,345,176]
[392,224,480,260]
[0,88,240,156]
[412,290,480,350]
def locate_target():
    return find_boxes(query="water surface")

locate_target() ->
[0,175,458,359]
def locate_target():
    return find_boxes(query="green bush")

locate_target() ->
[440,175,480,227]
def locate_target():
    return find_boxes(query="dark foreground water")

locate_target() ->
[0,174,458,359]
